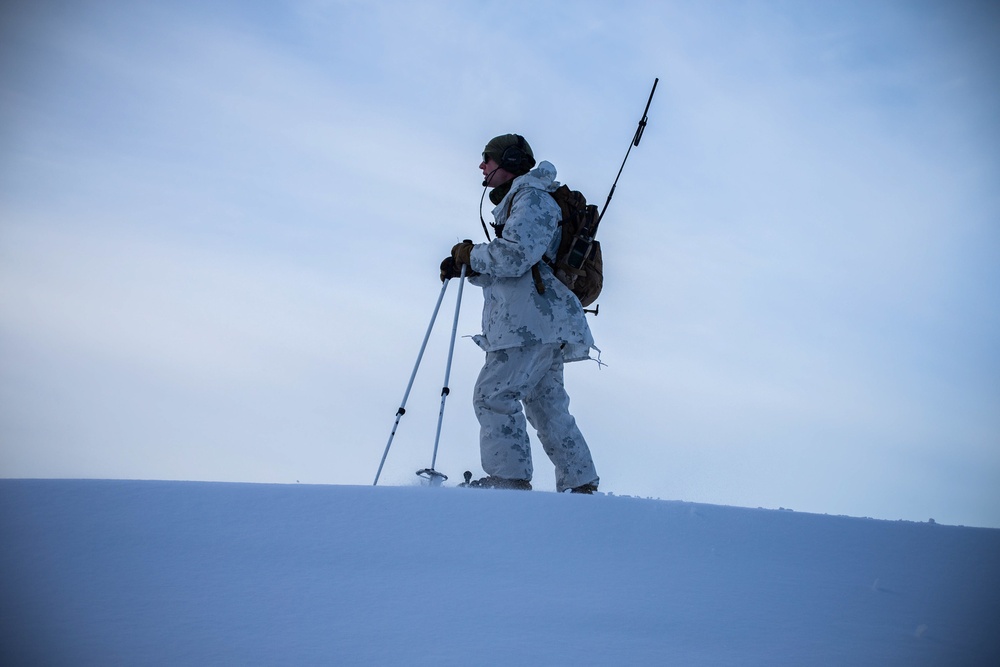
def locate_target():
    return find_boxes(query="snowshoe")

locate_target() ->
[460,471,531,490]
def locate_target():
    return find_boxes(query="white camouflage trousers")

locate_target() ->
[473,343,599,492]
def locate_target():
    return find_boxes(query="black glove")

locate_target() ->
[440,256,462,282]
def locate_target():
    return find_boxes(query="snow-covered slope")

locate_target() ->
[2,479,998,666]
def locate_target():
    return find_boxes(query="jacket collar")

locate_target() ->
[488,180,513,206]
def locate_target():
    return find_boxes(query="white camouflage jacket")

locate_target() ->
[468,161,596,362]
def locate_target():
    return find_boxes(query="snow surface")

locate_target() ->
[1,479,998,666]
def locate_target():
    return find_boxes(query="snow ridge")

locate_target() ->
[2,479,998,666]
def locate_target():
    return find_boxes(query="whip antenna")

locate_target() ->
[598,78,659,223]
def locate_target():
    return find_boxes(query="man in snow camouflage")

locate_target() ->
[440,134,600,493]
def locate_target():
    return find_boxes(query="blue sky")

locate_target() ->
[2,0,998,527]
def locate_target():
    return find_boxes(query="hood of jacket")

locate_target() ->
[488,160,560,205]
[511,160,559,196]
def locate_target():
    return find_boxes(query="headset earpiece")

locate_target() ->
[499,135,530,174]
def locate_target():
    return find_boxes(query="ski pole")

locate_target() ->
[417,261,468,485]
[373,277,451,486]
